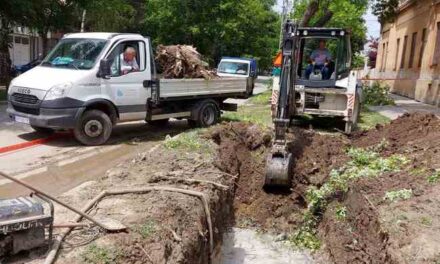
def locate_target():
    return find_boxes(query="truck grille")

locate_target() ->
[12,105,40,115]
[12,93,39,104]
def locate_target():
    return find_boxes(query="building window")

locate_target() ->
[394,38,400,71]
[408,32,417,68]
[401,35,408,69]
[22,37,29,45]
[381,43,386,72]
[384,42,388,72]
[433,22,440,66]
[419,28,427,68]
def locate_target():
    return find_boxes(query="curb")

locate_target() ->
[0,133,71,155]
[0,101,7,105]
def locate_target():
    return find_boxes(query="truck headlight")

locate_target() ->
[44,82,72,100]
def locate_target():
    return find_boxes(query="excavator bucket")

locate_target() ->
[264,153,293,188]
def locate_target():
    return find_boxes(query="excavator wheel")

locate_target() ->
[264,153,293,189]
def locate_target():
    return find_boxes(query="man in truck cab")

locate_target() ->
[120,46,139,75]
[111,46,140,76]
[305,39,332,80]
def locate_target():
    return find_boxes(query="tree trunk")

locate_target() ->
[40,30,49,57]
[300,0,319,27]
[0,17,12,88]
[313,10,333,27]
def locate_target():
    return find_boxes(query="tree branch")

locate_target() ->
[313,9,333,27]
[300,0,319,27]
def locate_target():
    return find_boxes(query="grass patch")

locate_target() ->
[164,130,210,151]
[222,104,272,127]
[384,189,413,202]
[249,90,272,105]
[358,108,390,130]
[0,89,6,101]
[335,205,347,221]
[420,216,433,227]
[427,170,440,184]
[82,244,120,264]
[290,144,409,250]
[133,220,156,239]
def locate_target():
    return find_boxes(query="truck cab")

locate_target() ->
[217,57,257,96]
[7,33,248,145]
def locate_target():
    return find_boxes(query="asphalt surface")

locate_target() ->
[0,79,269,196]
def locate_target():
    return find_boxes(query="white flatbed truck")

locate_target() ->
[7,33,250,145]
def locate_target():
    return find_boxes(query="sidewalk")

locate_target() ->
[368,93,440,120]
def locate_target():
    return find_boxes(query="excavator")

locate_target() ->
[265,20,362,188]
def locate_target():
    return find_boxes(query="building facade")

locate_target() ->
[8,26,60,66]
[376,0,440,106]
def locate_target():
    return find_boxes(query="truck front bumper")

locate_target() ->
[7,102,84,129]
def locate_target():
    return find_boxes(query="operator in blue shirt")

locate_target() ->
[305,40,332,80]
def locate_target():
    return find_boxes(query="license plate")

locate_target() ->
[15,116,30,124]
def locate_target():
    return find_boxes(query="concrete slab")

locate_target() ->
[368,93,440,120]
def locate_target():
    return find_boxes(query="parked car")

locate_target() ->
[217,57,257,96]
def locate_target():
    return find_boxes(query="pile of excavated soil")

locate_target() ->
[44,138,236,264]
[321,113,440,264]
[211,113,440,264]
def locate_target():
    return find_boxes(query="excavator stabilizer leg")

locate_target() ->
[264,153,293,188]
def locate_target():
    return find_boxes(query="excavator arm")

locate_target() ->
[265,21,299,188]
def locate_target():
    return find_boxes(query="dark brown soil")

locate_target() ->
[210,122,349,233]
[321,113,440,264]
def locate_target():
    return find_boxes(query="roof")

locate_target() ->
[221,57,256,62]
[63,32,144,40]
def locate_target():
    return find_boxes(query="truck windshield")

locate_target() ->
[42,38,107,70]
[218,62,249,75]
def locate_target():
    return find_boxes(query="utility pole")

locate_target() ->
[80,9,87,33]
[279,0,293,48]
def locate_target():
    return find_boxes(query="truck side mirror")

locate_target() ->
[98,59,111,79]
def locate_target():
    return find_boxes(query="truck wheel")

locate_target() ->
[74,110,112,146]
[148,119,169,127]
[192,100,220,127]
[31,125,54,134]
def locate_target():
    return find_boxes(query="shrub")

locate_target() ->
[363,81,395,106]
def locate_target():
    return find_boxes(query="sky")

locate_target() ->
[274,0,381,38]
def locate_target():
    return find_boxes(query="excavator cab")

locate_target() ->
[265,22,356,189]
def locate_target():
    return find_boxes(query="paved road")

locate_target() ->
[0,78,270,196]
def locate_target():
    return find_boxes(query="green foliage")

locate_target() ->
[164,130,209,151]
[420,216,433,227]
[222,105,272,127]
[294,144,408,250]
[358,108,391,130]
[372,0,399,24]
[133,220,156,239]
[363,81,395,106]
[427,170,440,184]
[352,53,365,69]
[0,89,6,101]
[83,0,135,32]
[384,189,413,202]
[249,91,272,105]
[293,0,369,53]
[82,244,120,264]
[290,224,321,251]
[143,0,279,70]
[335,205,348,221]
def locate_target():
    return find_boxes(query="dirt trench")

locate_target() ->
[210,113,440,264]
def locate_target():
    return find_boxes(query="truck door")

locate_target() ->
[102,39,151,121]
